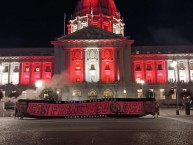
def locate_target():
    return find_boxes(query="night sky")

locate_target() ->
[0,0,193,48]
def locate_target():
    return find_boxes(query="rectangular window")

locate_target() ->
[24,66,30,72]
[136,64,141,70]
[146,64,151,70]
[90,64,96,70]
[104,25,108,31]
[157,64,162,70]
[179,62,185,70]
[172,93,176,100]
[75,66,81,71]
[147,80,152,83]
[190,63,193,70]
[3,66,9,73]
[105,65,110,70]
[168,62,174,70]
[160,89,165,100]
[35,67,40,72]
[137,89,142,98]
[45,66,51,72]
[13,66,19,72]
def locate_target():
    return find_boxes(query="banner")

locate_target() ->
[26,101,144,117]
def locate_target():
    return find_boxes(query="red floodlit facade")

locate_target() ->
[68,47,117,83]
[42,62,53,82]
[20,62,31,85]
[155,60,167,83]
[31,62,42,85]
[19,57,53,85]
[70,48,84,83]
[133,60,145,83]
[132,55,167,84]
[2,0,193,102]
[100,47,115,82]
[145,60,156,83]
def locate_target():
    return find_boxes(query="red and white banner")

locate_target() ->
[26,101,145,117]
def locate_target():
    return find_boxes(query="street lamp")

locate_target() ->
[140,80,145,98]
[56,89,60,101]
[171,61,179,115]
[123,89,126,98]
[35,80,43,100]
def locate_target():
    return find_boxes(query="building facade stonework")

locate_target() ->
[0,0,193,104]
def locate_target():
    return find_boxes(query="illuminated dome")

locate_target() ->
[68,0,124,35]
[74,0,118,17]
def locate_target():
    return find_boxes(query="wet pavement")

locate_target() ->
[0,107,193,145]
[0,114,193,145]
[159,107,193,116]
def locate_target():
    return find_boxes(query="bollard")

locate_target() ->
[176,108,180,115]
[11,111,14,117]
[185,102,190,115]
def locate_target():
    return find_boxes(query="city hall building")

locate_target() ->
[0,0,193,103]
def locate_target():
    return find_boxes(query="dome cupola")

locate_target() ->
[74,0,118,18]
[67,0,125,36]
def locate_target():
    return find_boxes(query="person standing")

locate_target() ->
[14,102,18,118]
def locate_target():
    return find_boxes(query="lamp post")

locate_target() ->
[171,61,179,115]
[140,80,145,98]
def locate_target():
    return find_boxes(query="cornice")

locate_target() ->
[53,39,132,48]
[131,53,193,60]
[0,56,54,62]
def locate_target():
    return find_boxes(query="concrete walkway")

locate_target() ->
[0,109,14,117]
[159,107,193,116]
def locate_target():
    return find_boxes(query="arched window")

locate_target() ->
[72,90,82,97]
[103,89,113,98]
[88,89,97,100]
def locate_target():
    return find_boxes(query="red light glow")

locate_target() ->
[31,62,42,85]
[70,48,84,83]
[100,47,115,82]
[20,62,31,85]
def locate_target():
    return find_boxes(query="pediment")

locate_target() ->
[58,26,124,40]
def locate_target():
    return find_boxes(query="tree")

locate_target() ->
[145,90,156,98]
[8,90,20,98]
[180,90,192,98]
[180,90,192,101]
[165,87,175,98]
[39,89,58,101]
[6,83,22,98]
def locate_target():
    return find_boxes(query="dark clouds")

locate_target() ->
[149,27,190,45]
[0,0,193,47]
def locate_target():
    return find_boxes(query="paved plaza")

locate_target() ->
[159,107,193,116]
